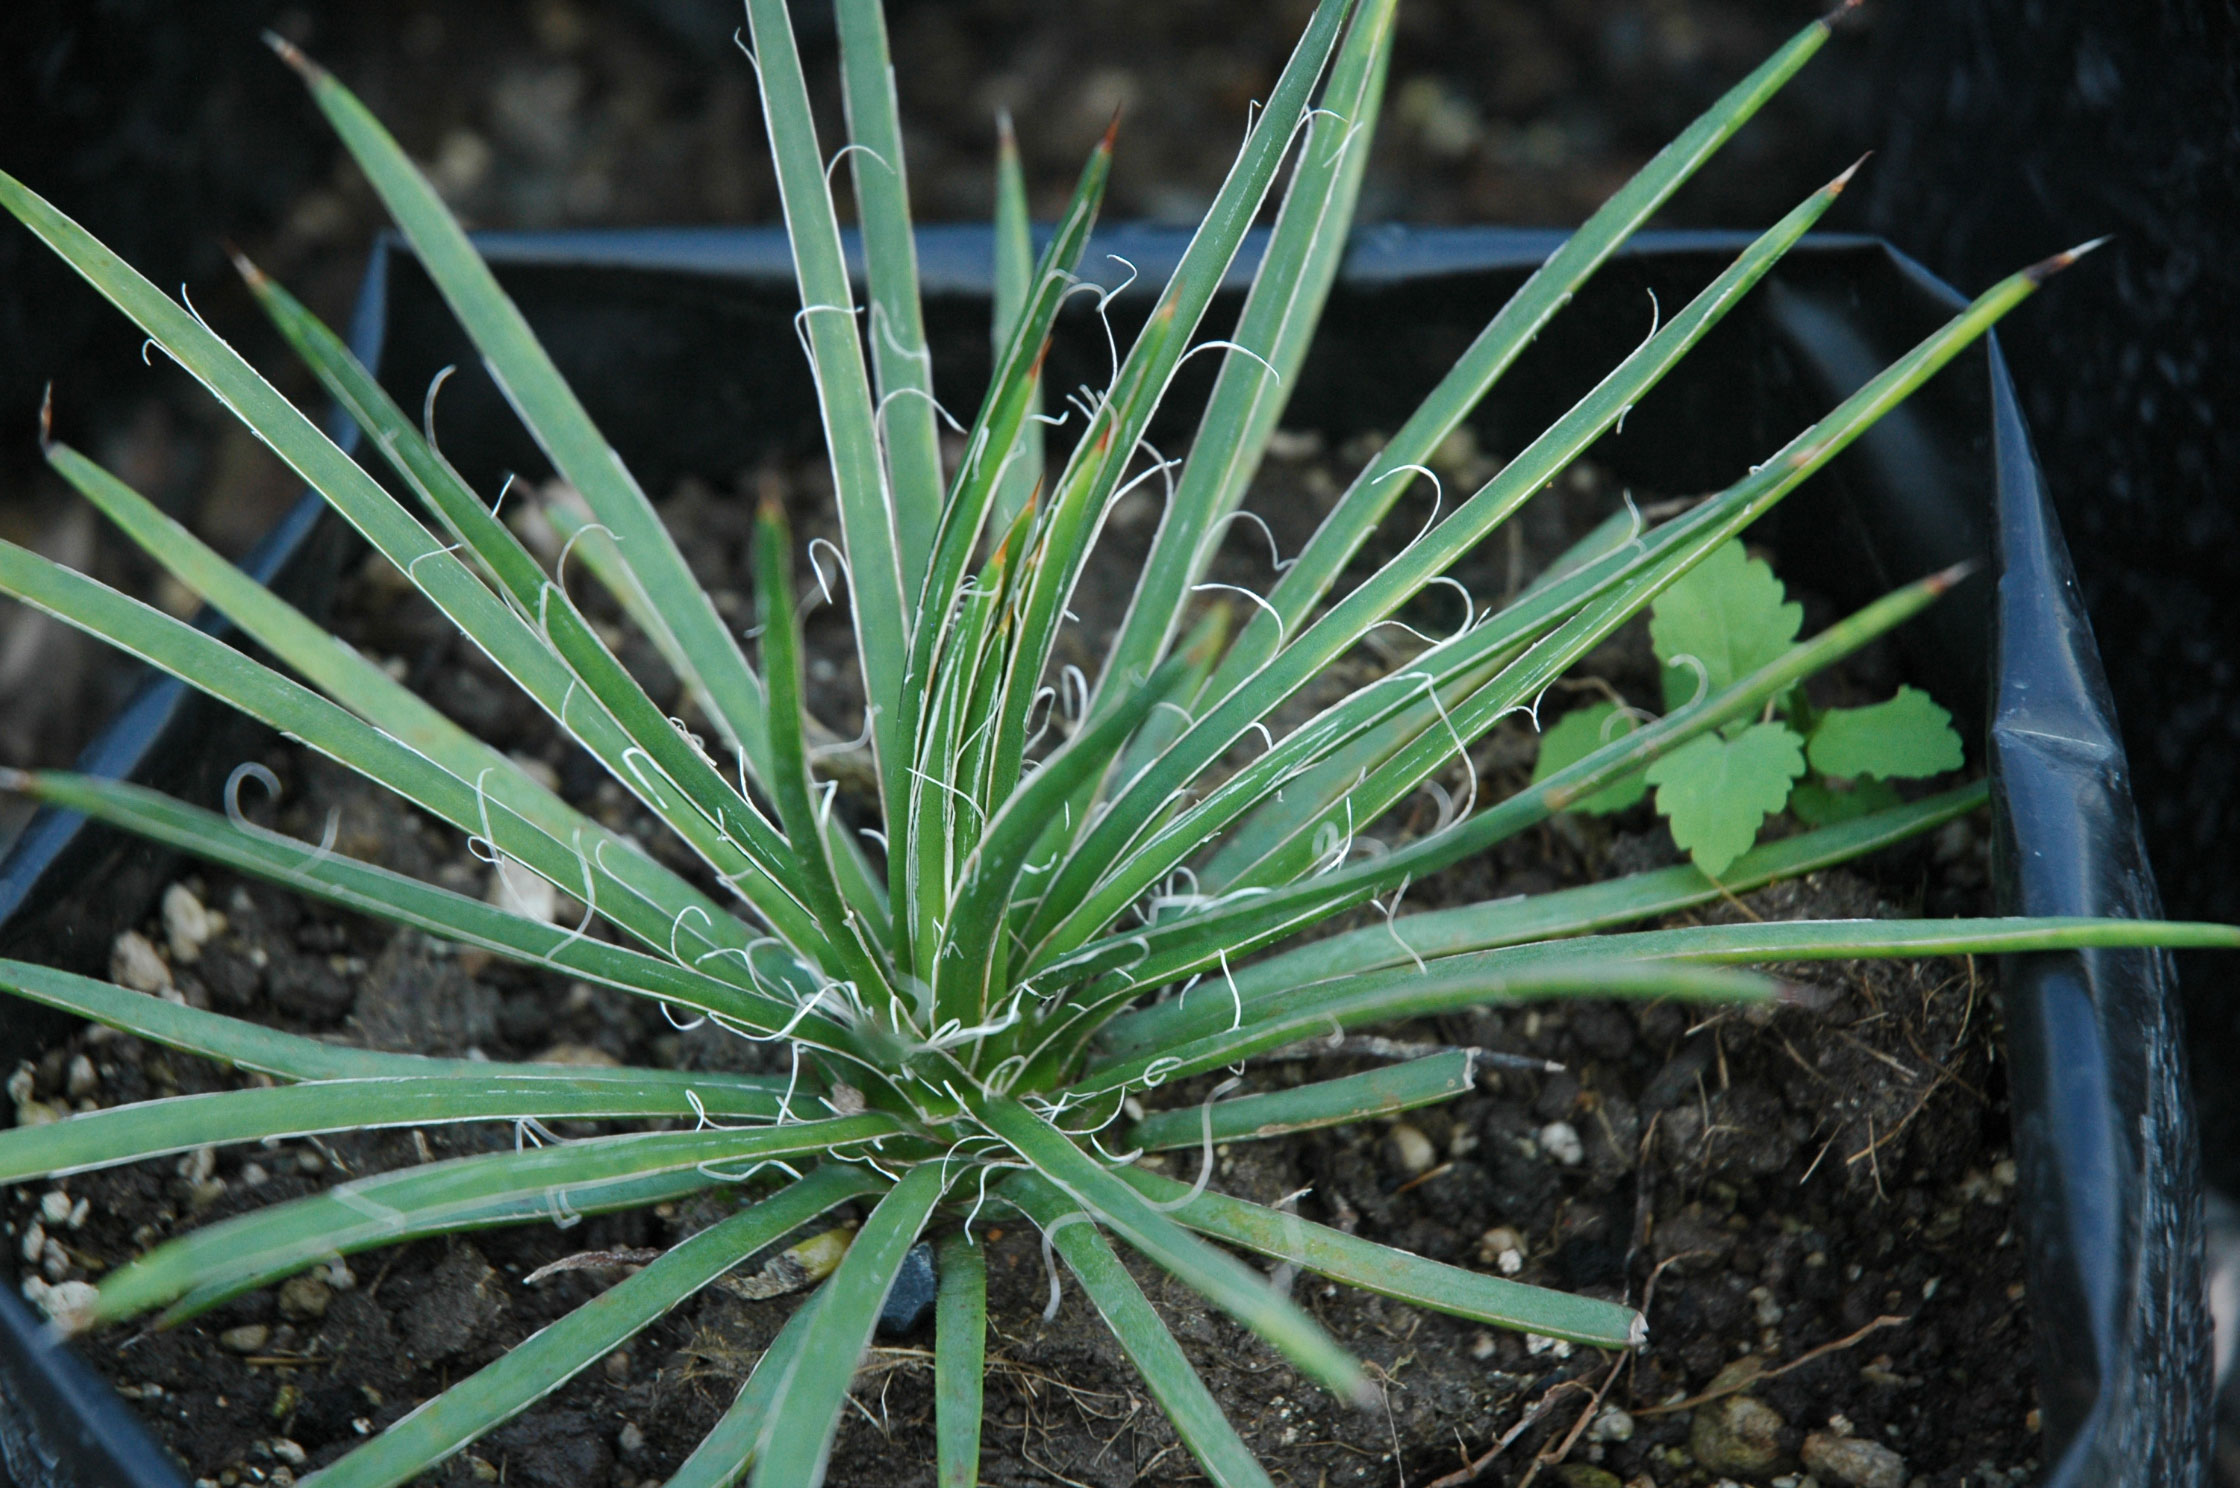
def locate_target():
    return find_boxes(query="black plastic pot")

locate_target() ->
[0,226,2202,1486]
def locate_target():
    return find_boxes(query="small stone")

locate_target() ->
[488,856,560,923]
[162,883,223,962]
[1802,1432,1908,1488]
[1386,1123,1436,1177]
[603,1350,632,1383]
[1588,1406,1637,1443]
[65,1053,97,1098]
[617,1422,646,1457]
[19,1219,44,1264]
[278,1274,332,1321]
[1538,1120,1585,1167]
[21,1277,99,1332]
[1469,1331,1497,1360]
[269,1439,307,1467]
[1690,1395,1787,1477]
[1524,1333,1573,1359]
[111,930,172,994]
[317,1259,358,1291]
[1475,1225,1527,1275]
[466,1456,500,1482]
[40,1190,72,1225]
[220,1323,272,1354]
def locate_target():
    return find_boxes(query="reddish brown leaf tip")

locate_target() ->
[2022,235,2112,285]
[1924,557,1981,595]
[1828,152,1872,195]
[1100,105,1124,154]
[261,30,325,83]
[0,766,29,795]
[224,241,268,289]
[36,383,53,453]
[1821,0,1868,28]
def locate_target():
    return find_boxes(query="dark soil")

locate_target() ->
[5,437,2034,1488]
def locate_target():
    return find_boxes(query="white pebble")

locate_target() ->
[488,856,560,923]
[1386,1123,1436,1177]
[21,1277,99,1332]
[270,1439,307,1467]
[19,1219,45,1264]
[1587,1406,1636,1443]
[65,1054,97,1099]
[1537,1120,1585,1167]
[161,883,223,962]
[40,1191,72,1225]
[1524,1332,1573,1358]
[109,929,172,994]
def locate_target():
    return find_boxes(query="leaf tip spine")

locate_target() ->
[2023,234,2112,284]
[260,30,326,85]
[1924,557,1980,595]
[36,383,53,453]
[1828,152,1872,195]
[1099,104,1125,155]
[225,242,269,291]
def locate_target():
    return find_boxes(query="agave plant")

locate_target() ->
[0,1,2231,1485]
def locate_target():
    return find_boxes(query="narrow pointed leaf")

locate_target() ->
[751,1161,949,1488]
[1111,1166,1641,1348]
[934,1230,989,1488]
[306,1167,876,1488]
[1005,1173,1277,1488]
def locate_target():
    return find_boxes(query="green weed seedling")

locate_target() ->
[1,3,2233,1486]
[1532,538,1967,876]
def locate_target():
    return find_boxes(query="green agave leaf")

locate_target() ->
[1089,916,2240,1082]
[750,1161,949,1488]
[1199,11,1847,697]
[1027,166,1850,958]
[305,1167,877,1488]
[0,1072,792,1184]
[93,1115,900,1329]
[836,0,943,592]
[1096,785,1986,1064]
[988,111,1042,532]
[1111,1166,1641,1349]
[933,1231,990,1488]
[1127,1051,1475,1151]
[269,41,777,779]
[740,0,913,834]
[665,1284,828,1488]
[972,1092,1373,1408]
[1,773,864,1060]
[1004,1173,1277,1488]
[980,0,1354,810]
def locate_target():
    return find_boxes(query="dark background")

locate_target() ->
[0,0,2234,1154]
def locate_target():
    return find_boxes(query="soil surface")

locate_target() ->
[4,439,2035,1488]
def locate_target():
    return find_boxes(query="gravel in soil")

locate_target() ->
[5,443,2037,1487]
